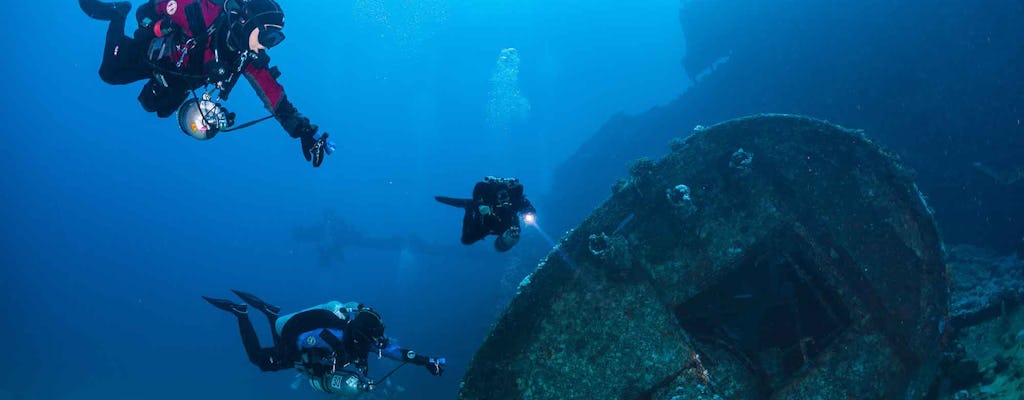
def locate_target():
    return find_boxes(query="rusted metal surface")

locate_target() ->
[459,114,948,400]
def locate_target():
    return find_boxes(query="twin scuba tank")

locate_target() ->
[307,371,372,397]
[287,302,378,397]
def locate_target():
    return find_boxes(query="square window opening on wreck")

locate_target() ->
[674,245,852,394]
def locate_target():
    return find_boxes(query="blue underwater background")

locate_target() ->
[2,0,1024,399]
[0,1,685,399]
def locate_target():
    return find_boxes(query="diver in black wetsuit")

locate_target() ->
[436,176,536,252]
[203,290,445,396]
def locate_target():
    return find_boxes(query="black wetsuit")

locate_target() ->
[236,309,348,371]
[461,179,535,245]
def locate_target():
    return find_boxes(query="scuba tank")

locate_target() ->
[308,371,372,397]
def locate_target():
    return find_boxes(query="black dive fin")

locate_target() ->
[79,0,131,21]
[435,196,473,209]
[231,289,281,316]
[202,296,248,316]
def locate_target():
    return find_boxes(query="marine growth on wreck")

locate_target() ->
[459,114,949,400]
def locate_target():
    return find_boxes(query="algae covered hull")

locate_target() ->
[460,115,949,399]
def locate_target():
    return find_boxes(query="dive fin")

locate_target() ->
[231,289,281,316]
[435,196,473,209]
[202,296,248,316]
[79,0,131,21]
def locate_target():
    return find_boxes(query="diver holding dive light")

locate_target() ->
[79,0,335,167]
[436,176,537,252]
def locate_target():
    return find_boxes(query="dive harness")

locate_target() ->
[297,328,410,396]
[142,2,275,139]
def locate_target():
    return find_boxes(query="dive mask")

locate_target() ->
[258,25,286,48]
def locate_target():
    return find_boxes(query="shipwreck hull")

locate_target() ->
[460,115,949,399]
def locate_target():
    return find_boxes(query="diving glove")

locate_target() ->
[416,355,446,376]
[404,350,446,376]
[301,131,335,168]
[426,358,446,376]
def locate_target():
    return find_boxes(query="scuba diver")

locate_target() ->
[79,0,335,167]
[203,290,446,396]
[973,161,1024,185]
[291,209,462,268]
[436,176,536,252]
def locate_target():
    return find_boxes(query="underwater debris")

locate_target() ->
[666,184,696,219]
[729,148,753,175]
[587,232,634,279]
[940,244,1024,399]
[946,245,1024,327]
[587,233,611,258]
[459,114,948,400]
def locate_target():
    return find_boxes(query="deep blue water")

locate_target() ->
[0,1,685,399]
[6,0,1022,399]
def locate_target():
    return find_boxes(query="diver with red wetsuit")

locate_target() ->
[79,0,334,167]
